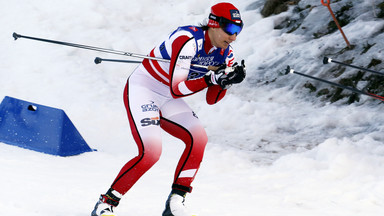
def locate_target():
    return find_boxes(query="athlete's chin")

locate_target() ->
[219,42,230,49]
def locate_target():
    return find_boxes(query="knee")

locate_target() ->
[136,137,162,168]
[141,143,162,166]
[191,127,208,148]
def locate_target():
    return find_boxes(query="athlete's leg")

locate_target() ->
[160,99,208,193]
[110,77,163,195]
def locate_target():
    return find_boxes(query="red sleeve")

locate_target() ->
[206,85,227,105]
[169,36,209,98]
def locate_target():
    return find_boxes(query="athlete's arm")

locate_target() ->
[205,47,235,105]
[169,36,209,98]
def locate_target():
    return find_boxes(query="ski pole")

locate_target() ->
[323,57,384,76]
[94,57,219,71]
[285,66,384,101]
[321,0,351,48]
[13,32,217,70]
[94,57,142,64]
[12,32,168,62]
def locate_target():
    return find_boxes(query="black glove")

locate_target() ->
[204,60,246,89]
[227,60,246,85]
[204,64,227,88]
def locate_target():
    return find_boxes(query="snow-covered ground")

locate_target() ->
[1,0,384,215]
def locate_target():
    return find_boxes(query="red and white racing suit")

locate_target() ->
[111,25,235,194]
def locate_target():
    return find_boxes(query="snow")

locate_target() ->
[1,0,384,215]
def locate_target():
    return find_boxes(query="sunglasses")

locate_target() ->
[209,13,243,36]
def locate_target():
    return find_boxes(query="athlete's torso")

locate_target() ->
[139,25,235,85]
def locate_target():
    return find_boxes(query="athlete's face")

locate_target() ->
[208,27,237,49]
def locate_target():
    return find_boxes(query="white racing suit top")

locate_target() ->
[140,25,235,104]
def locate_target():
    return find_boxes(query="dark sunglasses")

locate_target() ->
[209,13,243,36]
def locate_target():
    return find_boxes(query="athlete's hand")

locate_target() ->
[204,64,228,89]
[204,60,246,89]
[229,60,246,85]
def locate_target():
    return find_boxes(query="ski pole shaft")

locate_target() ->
[94,57,142,64]
[13,32,149,59]
[285,66,384,101]
[323,57,384,76]
[13,32,217,71]
[13,32,169,62]
[321,0,351,48]
[94,57,218,71]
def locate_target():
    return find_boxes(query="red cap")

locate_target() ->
[208,3,242,28]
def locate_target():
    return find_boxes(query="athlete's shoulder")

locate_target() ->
[169,25,203,39]
[177,25,203,34]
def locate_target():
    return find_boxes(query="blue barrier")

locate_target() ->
[0,96,95,156]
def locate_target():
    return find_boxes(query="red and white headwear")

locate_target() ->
[208,2,243,28]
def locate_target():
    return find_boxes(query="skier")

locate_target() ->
[92,2,246,216]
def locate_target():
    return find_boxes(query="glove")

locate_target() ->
[227,60,246,85]
[204,64,228,88]
[204,60,246,89]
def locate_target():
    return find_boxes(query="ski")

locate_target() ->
[286,66,384,101]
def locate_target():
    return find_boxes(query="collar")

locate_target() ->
[204,31,217,55]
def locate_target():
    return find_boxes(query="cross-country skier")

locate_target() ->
[91,2,246,216]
